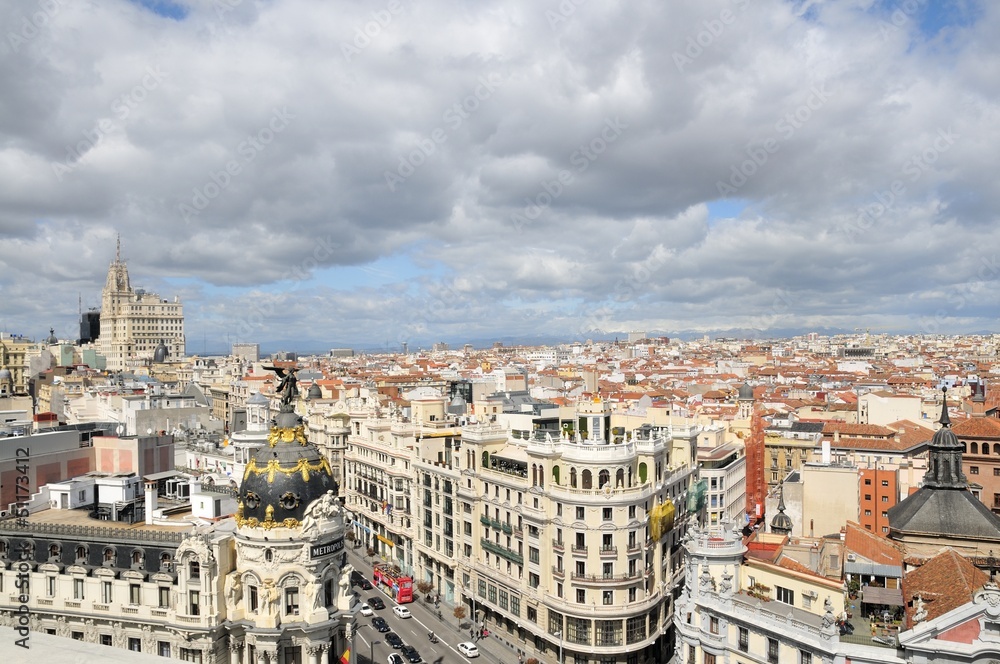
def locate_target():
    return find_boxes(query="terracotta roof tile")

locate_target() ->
[952,417,1000,439]
[902,548,989,627]
[843,521,904,566]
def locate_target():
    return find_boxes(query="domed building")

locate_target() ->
[228,370,353,660]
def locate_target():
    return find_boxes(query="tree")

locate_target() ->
[526,658,539,664]
[366,546,376,562]
[417,581,435,599]
[453,605,467,625]
[345,531,356,547]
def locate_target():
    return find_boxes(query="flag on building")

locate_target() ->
[339,647,350,664]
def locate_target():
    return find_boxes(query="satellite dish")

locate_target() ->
[116,424,124,435]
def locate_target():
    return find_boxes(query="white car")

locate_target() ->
[457,642,479,658]
[392,605,412,618]
[360,603,373,617]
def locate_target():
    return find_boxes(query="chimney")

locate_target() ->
[145,480,157,525]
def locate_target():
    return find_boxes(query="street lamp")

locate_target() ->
[350,622,370,664]
[370,639,380,664]
[554,630,563,664]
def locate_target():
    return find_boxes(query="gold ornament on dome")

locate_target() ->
[242,456,333,483]
[267,425,308,447]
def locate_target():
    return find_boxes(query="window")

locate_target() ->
[864,494,872,501]
[709,616,719,634]
[575,506,584,520]
[602,507,612,521]
[74,578,85,600]
[249,584,258,612]
[994,468,1000,476]
[285,587,299,615]
[159,586,170,608]
[189,590,200,615]
[864,478,872,485]
[629,505,636,519]
[189,561,200,579]
[576,588,586,603]
[529,547,539,564]
[102,581,112,604]
[767,638,779,664]
[626,616,645,644]
[881,479,889,486]
[800,651,812,664]
[129,637,141,652]
[864,509,872,516]
[529,573,539,589]
[775,586,794,605]
[971,466,980,475]
[738,626,748,652]
[100,634,113,646]
[130,583,141,605]
[704,654,716,664]
[47,576,56,597]
[159,642,171,657]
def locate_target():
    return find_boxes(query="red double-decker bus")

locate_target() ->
[372,563,413,604]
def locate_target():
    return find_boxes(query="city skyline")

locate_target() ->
[1,0,998,348]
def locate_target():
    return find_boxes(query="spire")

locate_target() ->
[938,386,951,428]
[770,480,793,536]
[923,386,966,489]
[116,233,121,262]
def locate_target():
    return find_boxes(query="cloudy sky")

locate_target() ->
[1,0,997,351]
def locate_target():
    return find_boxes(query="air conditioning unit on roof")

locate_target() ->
[846,553,856,562]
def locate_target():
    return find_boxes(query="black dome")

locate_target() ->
[238,410,336,529]
[153,339,168,363]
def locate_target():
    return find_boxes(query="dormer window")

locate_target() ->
[48,543,61,561]
[160,552,172,571]
[131,550,144,567]
[103,547,116,565]
[189,561,200,579]
[76,545,87,563]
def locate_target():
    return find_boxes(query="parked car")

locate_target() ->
[359,603,373,617]
[400,645,422,663]
[457,642,480,658]
[368,596,386,610]
[371,617,390,632]
[387,655,405,664]
[392,605,412,618]
[385,632,404,649]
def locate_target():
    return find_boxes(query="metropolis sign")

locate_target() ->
[310,537,345,559]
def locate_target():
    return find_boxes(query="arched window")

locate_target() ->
[552,466,560,485]
[628,466,633,487]
[570,468,577,488]
[994,444,1000,456]
[103,547,116,564]
[482,451,490,468]
[962,443,968,453]
[639,463,648,484]
[48,543,61,560]
[131,550,144,567]
[76,545,87,562]
[616,468,625,488]
[160,552,172,571]
[599,469,610,488]
[972,442,979,454]
[582,470,593,489]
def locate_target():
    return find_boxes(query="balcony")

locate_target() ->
[570,571,642,583]
[552,539,564,552]
[626,543,642,554]
[599,545,618,557]
[480,538,523,565]
[552,566,565,579]
[571,545,588,555]
[501,523,513,535]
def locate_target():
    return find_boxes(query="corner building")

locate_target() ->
[454,399,698,664]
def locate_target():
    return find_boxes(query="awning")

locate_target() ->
[861,585,903,606]
[376,535,395,547]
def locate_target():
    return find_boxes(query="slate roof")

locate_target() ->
[887,487,1000,541]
